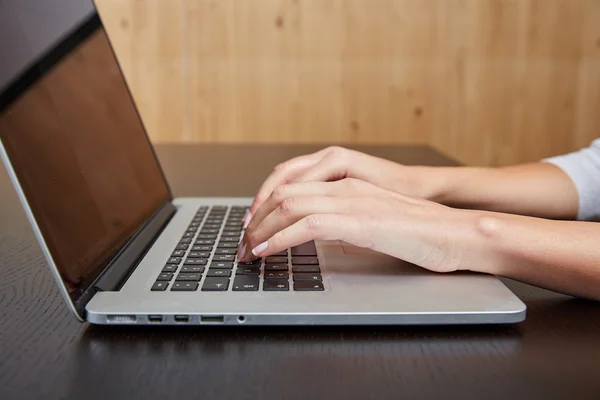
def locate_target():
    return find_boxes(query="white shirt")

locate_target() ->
[544,139,600,221]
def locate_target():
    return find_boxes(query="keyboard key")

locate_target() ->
[188,251,210,259]
[192,245,213,252]
[238,259,261,267]
[272,250,288,256]
[265,271,289,279]
[182,232,195,238]
[236,267,261,275]
[179,238,192,244]
[217,242,238,249]
[176,243,190,250]
[210,261,234,269]
[220,237,240,243]
[223,225,241,232]
[213,254,235,262]
[171,282,199,291]
[264,264,288,272]
[292,265,321,273]
[176,273,202,281]
[167,257,182,264]
[151,281,169,291]
[294,281,324,291]
[195,239,215,245]
[207,269,232,277]
[221,231,240,238]
[293,273,322,282]
[203,224,221,229]
[162,265,178,273]
[184,258,208,265]
[157,272,173,281]
[233,275,259,291]
[181,265,205,273]
[265,256,288,264]
[172,250,186,257]
[215,248,236,255]
[291,241,318,256]
[202,277,230,291]
[200,229,220,234]
[263,279,289,291]
[198,234,218,240]
[292,257,319,265]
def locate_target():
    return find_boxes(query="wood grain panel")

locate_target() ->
[429,0,600,166]
[95,0,600,166]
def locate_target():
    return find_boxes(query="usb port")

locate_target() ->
[200,315,224,324]
[148,315,163,323]
[174,315,189,323]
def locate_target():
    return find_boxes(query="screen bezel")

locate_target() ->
[0,8,174,321]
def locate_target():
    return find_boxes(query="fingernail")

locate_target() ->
[237,242,247,260]
[252,241,268,257]
[243,211,252,229]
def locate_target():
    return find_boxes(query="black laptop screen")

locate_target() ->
[0,4,171,301]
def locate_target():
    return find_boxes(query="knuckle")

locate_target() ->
[305,215,323,234]
[327,146,346,156]
[279,197,298,216]
[271,185,289,202]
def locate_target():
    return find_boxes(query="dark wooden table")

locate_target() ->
[2,144,600,400]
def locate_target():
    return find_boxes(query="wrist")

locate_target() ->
[399,166,459,203]
[451,209,510,275]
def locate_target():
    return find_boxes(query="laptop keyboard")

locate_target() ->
[151,206,323,292]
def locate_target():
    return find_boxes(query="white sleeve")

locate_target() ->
[543,139,600,222]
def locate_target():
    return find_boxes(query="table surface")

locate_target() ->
[2,144,600,400]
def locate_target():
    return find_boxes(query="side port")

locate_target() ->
[174,315,190,323]
[200,315,225,324]
[148,315,163,323]
[106,315,137,323]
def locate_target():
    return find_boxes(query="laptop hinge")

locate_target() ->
[93,201,176,292]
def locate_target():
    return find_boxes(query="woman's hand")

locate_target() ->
[245,146,580,225]
[239,178,485,274]
[245,147,441,227]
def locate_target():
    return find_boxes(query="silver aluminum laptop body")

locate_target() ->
[0,1,526,326]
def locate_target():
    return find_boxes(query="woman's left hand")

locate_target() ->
[238,178,484,274]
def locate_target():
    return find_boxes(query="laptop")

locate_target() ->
[0,0,526,326]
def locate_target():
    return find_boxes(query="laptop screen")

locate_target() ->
[0,1,171,303]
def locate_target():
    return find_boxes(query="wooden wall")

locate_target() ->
[96,0,600,166]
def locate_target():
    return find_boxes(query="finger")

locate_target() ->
[249,214,364,259]
[245,180,362,237]
[243,196,357,258]
[293,150,350,184]
[247,150,329,222]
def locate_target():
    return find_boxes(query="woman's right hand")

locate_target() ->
[246,146,440,225]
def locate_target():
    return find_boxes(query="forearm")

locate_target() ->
[464,211,600,300]
[412,163,579,220]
